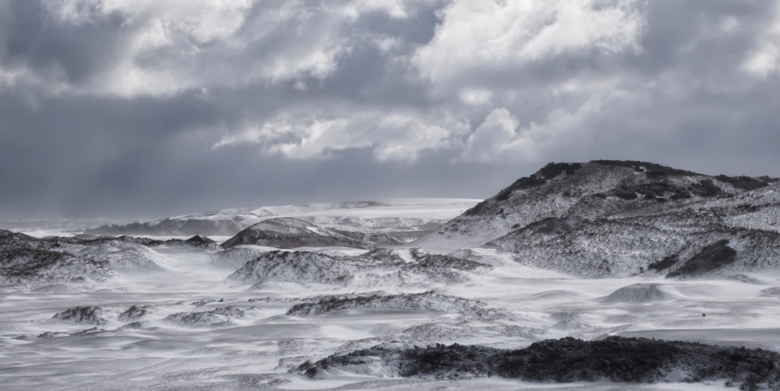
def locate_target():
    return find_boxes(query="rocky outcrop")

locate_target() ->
[299,336,780,388]
[118,305,152,321]
[52,306,107,325]
[220,218,370,249]
[226,251,355,287]
[163,307,245,328]
[286,291,509,322]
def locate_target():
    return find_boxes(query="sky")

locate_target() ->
[1,0,780,219]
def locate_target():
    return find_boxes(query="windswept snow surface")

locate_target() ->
[3,241,780,390]
[3,194,780,390]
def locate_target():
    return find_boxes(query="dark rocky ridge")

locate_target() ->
[1,230,217,251]
[163,306,245,328]
[52,306,107,325]
[286,291,508,322]
[118,305,152,322]
[300,336,780,389]
[220,218,371,249]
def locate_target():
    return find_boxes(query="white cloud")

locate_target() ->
[29,0,428,98]
[213,109,470,162]
[413,0,646,92]
[743,1,780,78]
[460,108,518,162]
[458,88,494,106]
[461,78,633,163]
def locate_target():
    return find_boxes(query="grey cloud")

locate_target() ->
[0,0,779,219]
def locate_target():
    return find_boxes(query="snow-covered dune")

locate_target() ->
[601,283,685,303]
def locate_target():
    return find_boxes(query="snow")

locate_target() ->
[2,192,780,390]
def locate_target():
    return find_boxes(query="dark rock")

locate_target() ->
[163,307,244,328]
[300,336,780,387]
[118,305,151,321]
[119,321,148,329]
[667,240,737,278]
[70,327,105,336]
[515,216,585,236]
[648,255,679,272]
[52,306,107,325]
[186,235,216,244]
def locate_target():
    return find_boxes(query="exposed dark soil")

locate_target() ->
[667,240,737,278]
[648,255,679,272]
[301,336,780,388]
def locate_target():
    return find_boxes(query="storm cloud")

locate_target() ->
[1,0,779,218]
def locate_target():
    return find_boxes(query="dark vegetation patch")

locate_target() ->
[715,175,777,191]
[0,248,78,278]
[514,216,584,236]
[348,248,406,267]
[648,255,679,272]
[667,240,737,278]
[466,163,584,213]
[690,179,724,197]
[463,200,491,216]
[494,176,547,202]
[599,180,725,201]
[0,247,112,284]
[537,162,584,179]
[494,163,583,202]
[590,160,699,178]
[300,337,780,388]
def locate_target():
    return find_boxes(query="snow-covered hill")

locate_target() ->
[411,160,780,278]
[417,161,778,250]
[487,183,780,277]
[224,248,493,289]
